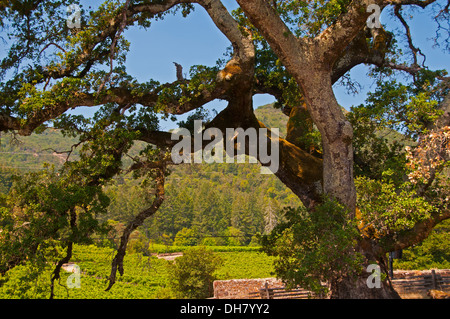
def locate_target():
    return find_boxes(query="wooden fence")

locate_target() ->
[246,270,450,299]
[391,269,450,298]
[247,282,316,299]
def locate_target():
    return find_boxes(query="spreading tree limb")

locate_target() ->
[105,151,167,291]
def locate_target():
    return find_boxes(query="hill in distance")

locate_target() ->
[0,103,286,172]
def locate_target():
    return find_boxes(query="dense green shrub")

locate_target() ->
[166,246,223,299]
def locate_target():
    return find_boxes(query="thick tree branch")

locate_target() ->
[235,0,303,72]
[138,130,177,148]
[49,241,73,299]
[0,77,230,135]
[386,0,437,8]
[332,27,392,83]
[49,207,76,299]
[0,113,20,132]
[381,209,450,252]
[316,0,386,65]
[138,102,323,209]
[197,0,254,64]
[105,153,167,291]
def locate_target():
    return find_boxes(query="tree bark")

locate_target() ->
[330,274,401,299]
[300,73,356,213]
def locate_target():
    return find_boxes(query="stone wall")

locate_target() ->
[213,278,284,299]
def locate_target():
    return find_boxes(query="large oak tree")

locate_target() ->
[0,0,449,298]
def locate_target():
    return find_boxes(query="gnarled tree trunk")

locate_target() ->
[235,0,401,299]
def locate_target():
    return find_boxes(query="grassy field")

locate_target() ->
[0,244,275,299]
